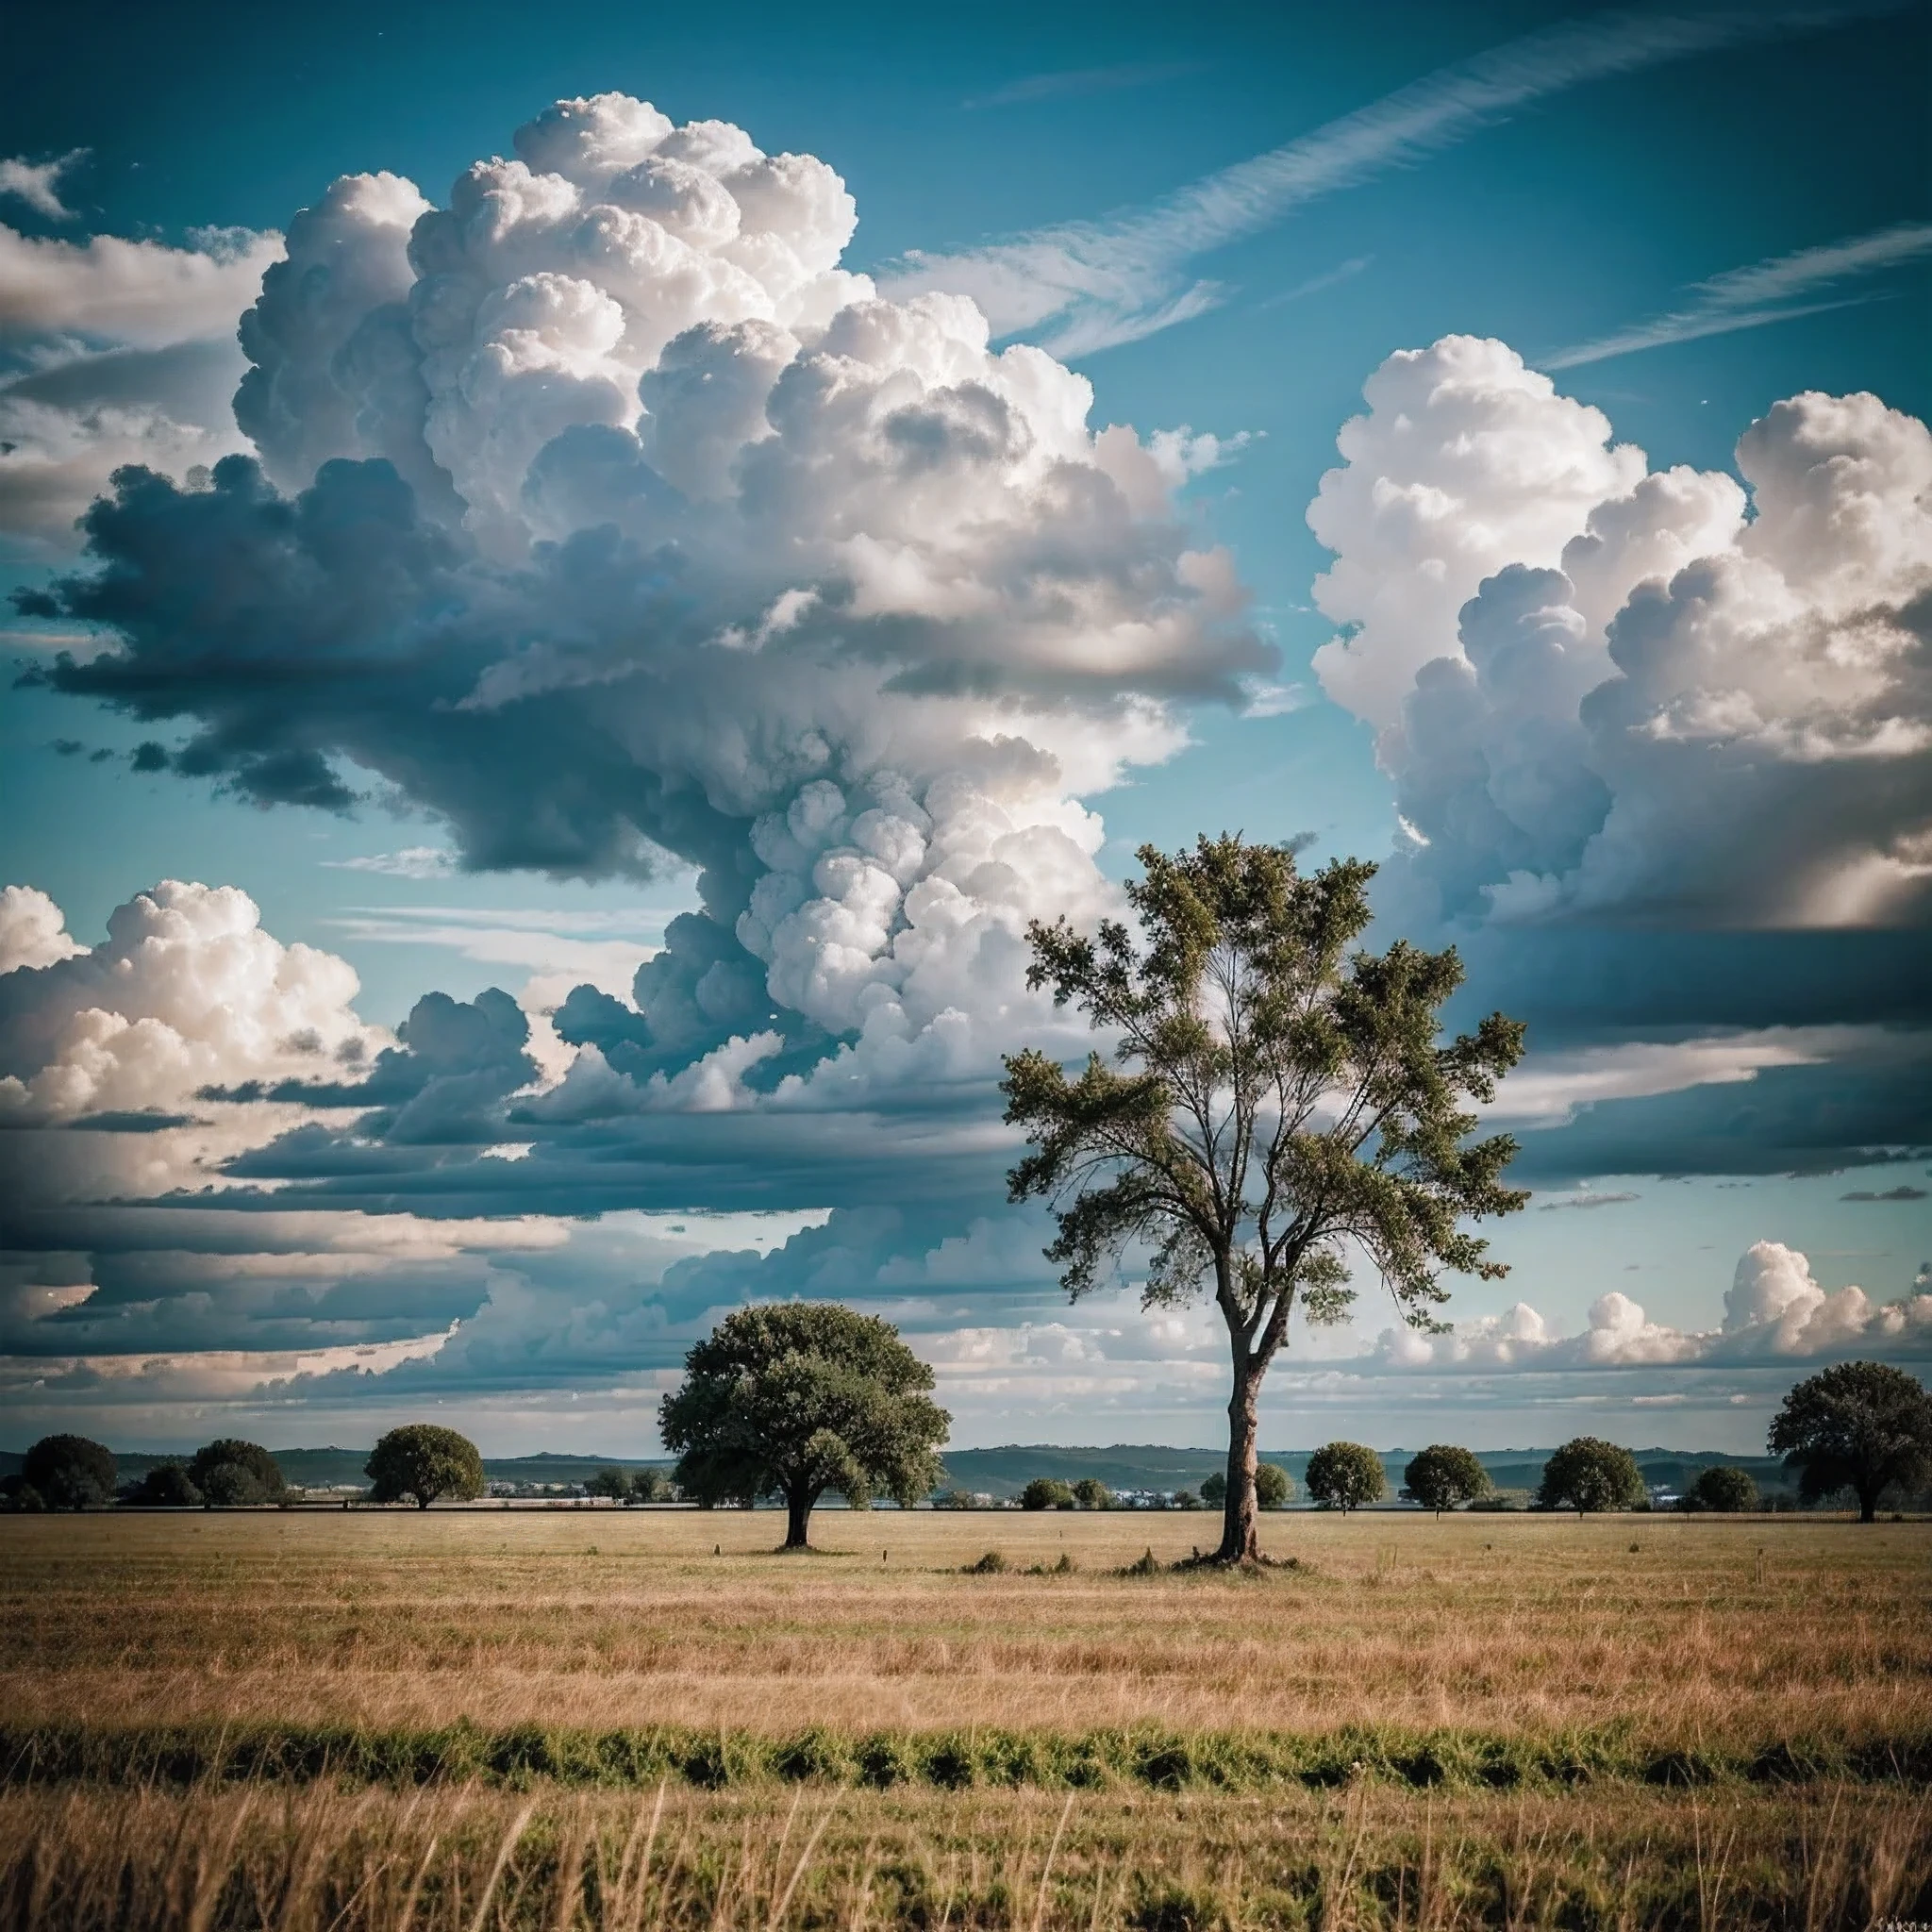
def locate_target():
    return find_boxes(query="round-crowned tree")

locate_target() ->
[23,1435,116,1511]
[659,1303,949,1550]
[587,1467,633,1502]
[1021,1477,1075,1510]
[189,1440,286,1501]
[365,1424,486,1509]
[1306,1441,1386,1513]
[1402,1444,1492,1516]
[1682,1466,1757,1514]
[1769,1362,1932,1523]
[1254,1462,1293,1509]
[200,1461,267,1507]
[1537,1439,1644,1514]
[128,1464,202,1507]
[1072,1477,1114,1510]
[1200,1471,1227,1507]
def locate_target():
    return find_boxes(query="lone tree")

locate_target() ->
[22,1435,116,1511]
[189,1440,285,1501]
[365,1424,486,1508]
[587,1467,634,1501]
[1306,1441,1386,1513]
[1003,836,1525,1562]
[1402,1444,1492,1516]
[1682,1466,1757,1514]
[1255,1461,1293,1509]
[659,1303,949,1550]
[1537,1438,1644,1514]
[1072,1477,1114,1510]
[1769,1362,1932,1523]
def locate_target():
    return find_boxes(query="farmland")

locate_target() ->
[3,1507,1928,1928]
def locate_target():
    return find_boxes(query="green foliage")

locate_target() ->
[126,1463,202,1508]
[1002,835,1524,1557]
[631,1468,675,1503]
[1681,1466,1758,1514]
[658,1302,949,1548]
[1306,1441,1386,1512]
[364,1424,486,1509]
[931,1489,978,1510]
[188,1440,285,1499]
[586,1467,632,1501]
[1020,1476,1074,1510]
[1072,1476,1114,1509]
[1254,1461,1293,1508]
[22,1435,115,1511]
[1537,1439,1645,1514]
[199,1461,267,1507]
[1401,1444,1491,1515]
[6,1480,45,1513]
[1200,1471,1226,1507]
[1769,1361,1932,1523]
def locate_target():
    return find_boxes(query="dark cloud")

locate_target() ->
[1840,1184,1929,1202]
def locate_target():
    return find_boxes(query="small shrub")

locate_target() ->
[962,1550,1007,1574]
[1120,1547,1163,1576]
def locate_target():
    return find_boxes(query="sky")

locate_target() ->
[1,0,1927,1457]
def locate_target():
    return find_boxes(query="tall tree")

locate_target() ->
[659,1304,949,1550]
[1769,1362,1932,1523]
[1002,836,1525,1563]
[1402,1444,1492,1516]
[1536,1438,1644,1514]
[22,1434,115,1511]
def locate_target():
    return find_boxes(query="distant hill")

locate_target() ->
[1,1441,1792,1499]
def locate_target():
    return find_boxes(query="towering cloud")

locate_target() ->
[1308,339,1932,930]
[25,92,1262,1112]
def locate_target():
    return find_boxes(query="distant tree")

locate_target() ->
[189,1440,285,1500]
[1769,1363,1932,1524]
[1402,1444,1492,1516]
[1072,1476,1114,1510]
[587,1467,633,1501]
[631,1469,675,1504]
[659,1303,949,1550]
[127,1464,202,1508]
[1537,1438,1644,1514]
[1680,1466,1757,1514]
[1200,1471,1227,1507]
[1021,1476,1075,1511]
[932,1489,978,1510]
[1002,836,1525,1564]
[23,1435,116,1511]
[8,1481,45,1513]
[1306,1441,1386,1513]
[200,1461,266,1507]
[1173,1489,1202,1510]
[1254,1461,1293,1509]
[365,1424,487,1509]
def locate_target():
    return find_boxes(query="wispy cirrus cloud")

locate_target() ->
[0,150,88,223]
[1547,219,1932,368]
[963,61,1208,111]
[885,3,1903,355]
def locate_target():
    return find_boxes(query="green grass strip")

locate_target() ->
[1,1723,1926,1794]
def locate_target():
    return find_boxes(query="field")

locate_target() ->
[3,1507,1929,1929]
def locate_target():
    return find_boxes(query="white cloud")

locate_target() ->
[321,847,458,879]
[0,221,283,554]
[0,151,88,222]
[1374,1241,1932,1372]
[1309,340,1932,927]
[0,884,85,973]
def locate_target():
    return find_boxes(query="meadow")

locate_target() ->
[3,1507,1928,1929]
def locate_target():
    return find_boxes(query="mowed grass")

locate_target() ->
[2,1507,1926,1745]
[3,1509,1929,1927]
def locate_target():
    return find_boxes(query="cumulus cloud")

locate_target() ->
[1375,1241,1932,1373]
[22,91,1261,1132]
[1308,338,1932,929]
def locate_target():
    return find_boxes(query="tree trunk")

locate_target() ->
[1857,1480,1877,1524]
[784,1490,814,1549]
[1214,1362,1262,1563]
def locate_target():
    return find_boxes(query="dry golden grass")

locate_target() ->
[4,1778,1930,1930]
[3,1508,1927,1748]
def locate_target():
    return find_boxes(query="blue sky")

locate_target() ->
[1,0,1927,1455]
